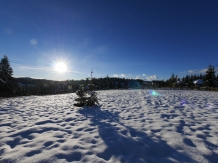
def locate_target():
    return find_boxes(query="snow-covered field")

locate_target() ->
[0,90,218,163]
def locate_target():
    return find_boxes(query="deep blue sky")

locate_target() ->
[1,0,218,80]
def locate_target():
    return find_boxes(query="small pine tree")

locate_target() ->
[74,84,99,107]
[86,91,99,107]
[74,85,87,107]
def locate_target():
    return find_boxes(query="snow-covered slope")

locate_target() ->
[0,90,218,163]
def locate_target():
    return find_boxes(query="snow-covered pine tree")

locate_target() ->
[86,91,99,107]
[74,85,87,107]
[74,84,99,107]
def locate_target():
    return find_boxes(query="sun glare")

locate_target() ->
[54,62,67,73]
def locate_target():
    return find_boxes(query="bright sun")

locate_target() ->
[54,62,67,73]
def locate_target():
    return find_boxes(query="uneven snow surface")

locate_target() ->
[0,90,218,163]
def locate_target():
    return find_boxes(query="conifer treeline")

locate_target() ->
[165,64,218,87]
[12,77,143,96]
[0,55,218,97]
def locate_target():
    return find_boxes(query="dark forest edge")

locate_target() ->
[1,55,218,98]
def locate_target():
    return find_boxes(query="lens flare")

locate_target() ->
[180,100,187,105]
[205,103,211,107]
[149,90,160,96]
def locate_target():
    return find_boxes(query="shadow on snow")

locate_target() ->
[78,106,195,163]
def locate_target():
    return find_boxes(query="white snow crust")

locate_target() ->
[0,90,218,163]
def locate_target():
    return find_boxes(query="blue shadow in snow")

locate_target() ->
[79,107,195,163]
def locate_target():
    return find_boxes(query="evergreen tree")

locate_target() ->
[118,79,121,88]
[86,91,99,107]
[74,84,99,107]
[74,85,87,107]
[193,74,197,80]
[184,75,189,83]
[199,74,203,79]
[190,75,194,82]
[0,55,16,96]
[85,78,89,85]
[167,73,177,86]
[0,55,13,82]
[204,64,218,87]
[182,77,185,82]
[171,73,175,80]
[109,80,113,89]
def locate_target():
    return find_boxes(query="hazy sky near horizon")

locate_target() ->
[1,0,218,80]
